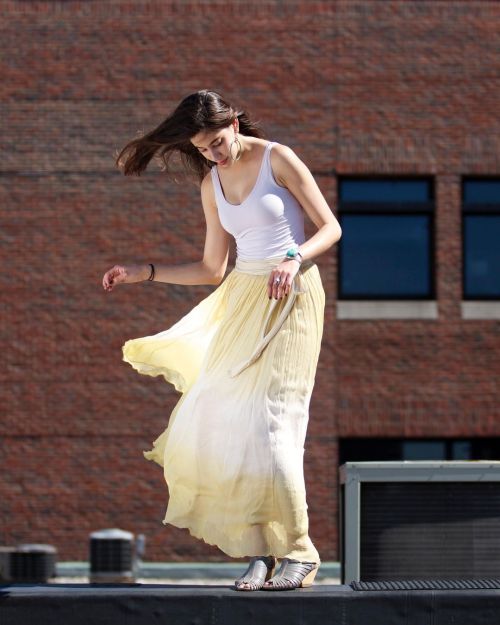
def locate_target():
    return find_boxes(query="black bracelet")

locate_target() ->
[147,263,155,281]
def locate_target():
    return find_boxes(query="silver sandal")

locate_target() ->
[261,558,319,590]
[234,555,277,591]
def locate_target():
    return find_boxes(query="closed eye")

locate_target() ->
[198,139,222,153]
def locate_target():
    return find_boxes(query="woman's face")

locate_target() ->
[191,120,238,168]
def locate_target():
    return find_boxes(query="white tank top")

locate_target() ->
[210,141,306,260]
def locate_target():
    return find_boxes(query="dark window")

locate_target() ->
[338,437,500,466]
[338,178,435,299]
[463,178,500,299]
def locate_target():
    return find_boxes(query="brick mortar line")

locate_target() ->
[0,170,337,178]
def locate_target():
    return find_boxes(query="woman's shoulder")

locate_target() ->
[200,168,216,198]
[269,142,303,185]
[269,140,296,158]
[248,137,291,149]
[201,167,214,184]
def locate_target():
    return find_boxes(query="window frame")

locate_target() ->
[338,436,500,466]
[337,176,436,301]
[462,176,500,301]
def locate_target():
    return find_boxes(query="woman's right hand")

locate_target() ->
[102,264,148,292]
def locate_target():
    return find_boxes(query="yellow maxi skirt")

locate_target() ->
[122,255,325,563]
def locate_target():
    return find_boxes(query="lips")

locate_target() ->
[217,158,228,165]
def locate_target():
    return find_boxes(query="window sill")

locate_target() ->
[336,300,438,320]
[461,301,500,319]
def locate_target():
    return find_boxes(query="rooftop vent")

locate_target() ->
[89,528,145,583]
[9,544,57,583]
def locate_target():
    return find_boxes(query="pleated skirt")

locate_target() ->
[122,255,325,563]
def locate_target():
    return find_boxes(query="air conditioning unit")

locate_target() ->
[89,528,145,583]
[9,544,57,583]
[0,547,16,582]
[339,461,500,584]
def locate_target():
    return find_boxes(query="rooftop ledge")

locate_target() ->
[336,301,500,320]
[336,300,438,320]
[461,301,500,319]
[55,561,341,581]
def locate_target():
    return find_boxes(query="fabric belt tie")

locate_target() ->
[228,255,311,378]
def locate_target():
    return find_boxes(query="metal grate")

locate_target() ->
[351,579,500,591]
[360,482,500,580]
[9,545,57,583]
[90,539,133,573]
[88,529,136,583]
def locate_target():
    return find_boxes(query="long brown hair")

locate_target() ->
[116,90,265,183]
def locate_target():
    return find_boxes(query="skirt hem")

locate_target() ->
[122,350,186,393]
[160,519,321,563]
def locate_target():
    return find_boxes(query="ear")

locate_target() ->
[233,118,239,133]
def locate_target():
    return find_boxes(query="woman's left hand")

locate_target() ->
[267,259,301,300]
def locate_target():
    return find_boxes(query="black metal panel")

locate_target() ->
[9,551,56,583]
[360,482,500,581]
[2,584,500,625]
[90,539,133,573]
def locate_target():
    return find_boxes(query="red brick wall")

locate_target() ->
[1,0,499,562]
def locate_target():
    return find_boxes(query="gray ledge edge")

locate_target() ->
[56,561,341,580]
[461,301,500,319]
[337,300,438,319]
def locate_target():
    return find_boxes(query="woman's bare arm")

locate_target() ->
[271,144,342,260]
[266,144,342,299]
[102,173,230,291]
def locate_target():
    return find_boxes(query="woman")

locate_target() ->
[102,90,341,591]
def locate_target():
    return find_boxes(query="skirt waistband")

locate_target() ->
[235,255,314,275]
[228,256,312,378]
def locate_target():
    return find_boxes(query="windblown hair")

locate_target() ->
[116,90,266,184]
